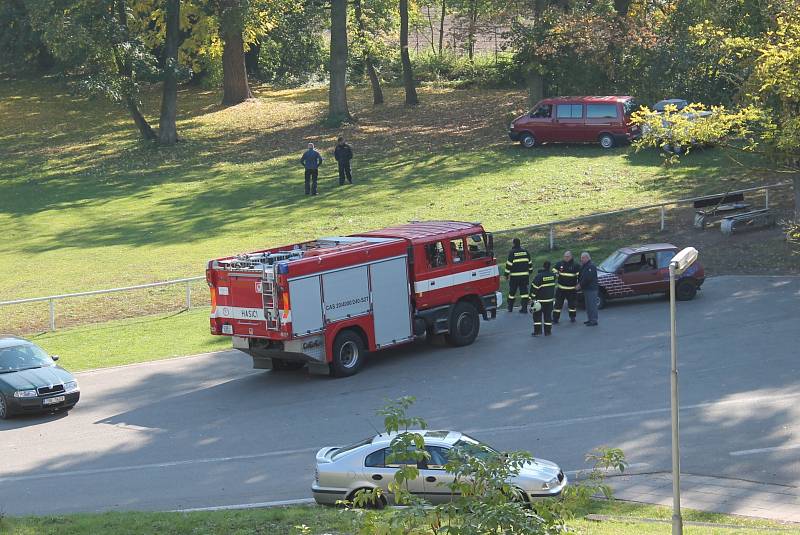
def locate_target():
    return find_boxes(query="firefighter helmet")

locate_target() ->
[531,300,542,313]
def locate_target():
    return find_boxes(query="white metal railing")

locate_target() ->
[0,182,791,332]
[492,181,791,249]
[0,277,204,331]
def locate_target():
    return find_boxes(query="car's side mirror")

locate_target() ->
[51,354,60,361]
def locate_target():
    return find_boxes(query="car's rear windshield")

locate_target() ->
[0,343,54,373]
[623,98,643,116]
[332,437,373,459]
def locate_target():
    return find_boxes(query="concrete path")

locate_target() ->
[609,472,800,523]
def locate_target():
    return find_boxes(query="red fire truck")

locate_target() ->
[206,221,501,377]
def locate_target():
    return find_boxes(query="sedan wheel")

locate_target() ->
[0,394,8,420]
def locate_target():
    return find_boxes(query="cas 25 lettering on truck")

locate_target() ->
[206,221,502,377]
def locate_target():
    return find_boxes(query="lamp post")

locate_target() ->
[668,247,698,535]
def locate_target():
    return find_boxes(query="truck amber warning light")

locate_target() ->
[206,221,501,377]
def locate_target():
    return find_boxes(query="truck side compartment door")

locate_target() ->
[370,257,413,349]
[288,276,324,336]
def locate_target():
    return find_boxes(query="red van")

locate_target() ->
[509,96,641,149]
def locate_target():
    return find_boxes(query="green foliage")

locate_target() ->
[377,51,521,88]
[257,3,326,85]
[0,0,50,74]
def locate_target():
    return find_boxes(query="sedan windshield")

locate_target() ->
[0,343,54,372]
[598,250,628,272]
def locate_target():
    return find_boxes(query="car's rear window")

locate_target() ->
[623,98,643,116]
[332,437,373,460]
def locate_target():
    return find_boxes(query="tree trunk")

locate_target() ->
[527,71,544,106]
[467,0,477,61]
[328,0,351,123]
[400,0,418,105]
[438,0,446,55]
[114,0,156,141]
[158,0,180,145]
[245,40,261,76]
[793,173,800,221]
[354,0,384,106]
[220,0,252,106]
[613,0,632,16]
[126,96,157,140]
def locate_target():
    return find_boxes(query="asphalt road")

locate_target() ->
[1,276,799,516]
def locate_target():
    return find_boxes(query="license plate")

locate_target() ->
[222,324,233,335]
[43,395,65,406]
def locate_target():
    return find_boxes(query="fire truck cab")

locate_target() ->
[206,221,501,377]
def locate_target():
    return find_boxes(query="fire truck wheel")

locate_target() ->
[446,301,480,347]
[331,330,366,377]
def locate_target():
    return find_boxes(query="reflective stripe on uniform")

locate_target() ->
[558,272,578,277]
[537,298,555,303]
[557,284,577,290]
[510,272,530,277]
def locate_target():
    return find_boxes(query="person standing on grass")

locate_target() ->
[577,251,599,327]
[333,136,353,185]
[300,143,323,195]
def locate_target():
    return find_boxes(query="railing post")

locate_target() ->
[185,282,192,310]
[765,188,770,209]
[660,206,666,231]
[549,225,555,250]
[49,299,56,331]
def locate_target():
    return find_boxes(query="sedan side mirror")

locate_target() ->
[51,354,60,361]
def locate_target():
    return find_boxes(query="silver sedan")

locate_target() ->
[312,430,567,506]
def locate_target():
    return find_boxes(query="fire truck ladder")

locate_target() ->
[261,267,280,331]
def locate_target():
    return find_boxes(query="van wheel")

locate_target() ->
[446,301,480,347]
[599,134,616,149]
[520,133,536,148]
[676,279,697,301]
[331,330,366,377]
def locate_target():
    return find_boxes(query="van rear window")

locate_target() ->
[587,104,619,119]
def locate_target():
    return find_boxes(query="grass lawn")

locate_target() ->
[0,78,786,336]
[28,308,228,372]
[1,501,797,535]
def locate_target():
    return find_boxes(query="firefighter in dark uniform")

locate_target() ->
[530,261,556,336]
[552,250,580,324]
[504,238,533,313]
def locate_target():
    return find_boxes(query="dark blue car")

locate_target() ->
[0,336,80,419]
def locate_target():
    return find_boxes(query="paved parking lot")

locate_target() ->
[1,276,799,518]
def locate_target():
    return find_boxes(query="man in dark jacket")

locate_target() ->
[504,238,533,313]
[300,143,323,195]
[333,137,353,185]
[552,250,580,324]
[530,261,557,336]
[577,251,599,326]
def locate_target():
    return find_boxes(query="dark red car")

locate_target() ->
[587,244,705,309]
[509,96,641,149]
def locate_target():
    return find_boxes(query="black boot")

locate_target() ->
[507,298,515,312]
[519,299,529,314]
